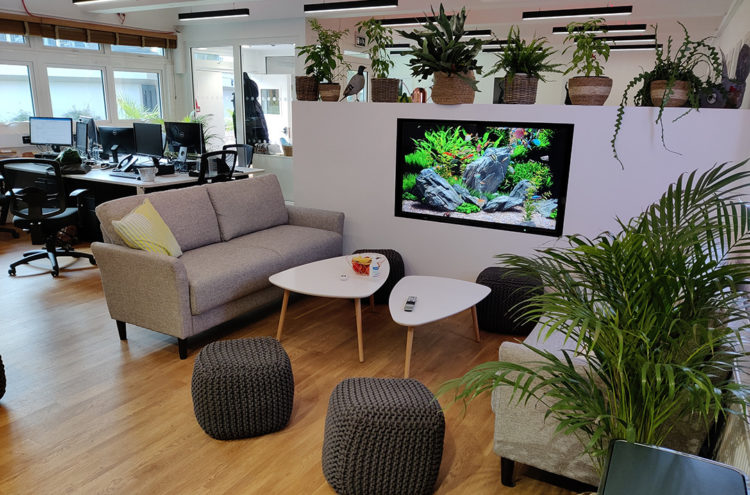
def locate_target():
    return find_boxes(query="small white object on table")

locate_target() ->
[389,275,490,378]
[268,254,390,362]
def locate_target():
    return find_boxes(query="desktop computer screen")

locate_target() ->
[99,127,135,155]
[78,116,97,149]
[75,121,88,156]
[29,117,73,147]
[134,122,164,157]
[165,121,203,155]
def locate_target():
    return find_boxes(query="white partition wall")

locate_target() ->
[293,102,750,280]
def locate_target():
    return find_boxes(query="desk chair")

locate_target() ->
[0,158,96,277]
[0,172,19,238]
[197,149,238,185]
[223,144,253,168]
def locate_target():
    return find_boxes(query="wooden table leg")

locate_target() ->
[404,326,415,378]
[369,294,375,311]
[355,298,364,362]
[276,290,290,341]
[471,305,481,342]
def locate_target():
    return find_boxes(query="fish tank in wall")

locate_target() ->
[395,118,574,237]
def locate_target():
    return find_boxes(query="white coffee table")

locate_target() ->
[389,276,490,378]
[269,254,390,362]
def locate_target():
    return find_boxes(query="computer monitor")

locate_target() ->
[29,117,73,149]
[75,121,88,156]
[164,121,203,155]
[78,116,97,149]
[133,122,164,157]
[99,126,135,162]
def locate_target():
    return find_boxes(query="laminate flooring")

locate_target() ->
[0,230,579,494]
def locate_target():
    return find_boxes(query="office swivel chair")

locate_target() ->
[197,149,238,185]
[222,143,253,168]
[0,158,96,277]
[0,172,19,238]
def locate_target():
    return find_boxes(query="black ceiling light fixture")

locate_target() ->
[178,8,251,21]
[552,23,647,34]
[380,15,450,27]
[597,34,656,43]
[303,0,398,14]
[608,43,661,51]
[523,5,632,20]
[462,29,492,38]
[72,0,119,4]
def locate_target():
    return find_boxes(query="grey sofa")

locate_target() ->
[92,174,344,359]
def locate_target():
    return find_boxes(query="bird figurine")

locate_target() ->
[340,66,366,101]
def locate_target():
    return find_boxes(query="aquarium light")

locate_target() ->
[609,43,661,51]
[178,9,250,21]
[523,5,632,21]
[304,0,398,14]
[552,23,647,34]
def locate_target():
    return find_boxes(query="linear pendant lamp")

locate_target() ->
[304,0,398,14]
[380,15,450,27]
[72,0,119,4]
[552,23,646,34]
[523,5,632,20]
[178,8,250,21]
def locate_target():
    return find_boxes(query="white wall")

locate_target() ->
[293,102,750,281]
[716,0,750,109]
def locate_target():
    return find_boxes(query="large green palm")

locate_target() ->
[442,161,750,471]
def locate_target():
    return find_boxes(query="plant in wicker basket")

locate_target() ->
[562,18,612,106]
[440,161,750,476]
[488,25,562,104]
[611,23,723,167]
[356,18,400,102]
[397,4,485,104]
[296,19,351,101]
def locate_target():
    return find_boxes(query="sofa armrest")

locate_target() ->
[286,205,344,235]
[91,242,193,339]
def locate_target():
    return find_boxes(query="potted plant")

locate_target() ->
[562,18,612,105]
[612,23,723,167]
[488,26,561,104]
[441,162,750,476]
[397,4,485,105]
[297,19,351,101]
[356,18,400,102]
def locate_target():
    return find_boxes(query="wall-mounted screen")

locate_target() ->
[395,118,574,237]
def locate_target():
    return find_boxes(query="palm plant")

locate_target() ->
[441,162,750,472]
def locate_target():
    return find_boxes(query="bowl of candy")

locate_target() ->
[350,255,372,276]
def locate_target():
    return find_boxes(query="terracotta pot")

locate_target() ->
[568,76,613,105]
[295,76,318,101]
[318,83,341,102]
[650,80,690,107]
[431,71,475,105]
[370,78,400,102]
[504,74,538,104]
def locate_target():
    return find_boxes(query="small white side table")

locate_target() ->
[389,276,490,378]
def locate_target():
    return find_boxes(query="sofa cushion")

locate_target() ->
[227,224,343,270]
[206,175,289,241]
[96,185,222,251]
[180,242,286,315]
[112,198,182,257]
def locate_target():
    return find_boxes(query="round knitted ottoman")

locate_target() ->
[353,249,404,304]
[191,337,294,440]
[475,267,543,335]
[322,377,445,495]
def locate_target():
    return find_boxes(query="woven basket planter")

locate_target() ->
[371,78,400,102]
[431,71,475,105]
[568,76,613,105]
[504,74,539,104]
[295,76,318,101]
[319,83,341,102]
[650,80,690,107]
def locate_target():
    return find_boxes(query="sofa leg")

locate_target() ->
[177,338,188,360]
[116,320,127,341]
[501,458,516,487]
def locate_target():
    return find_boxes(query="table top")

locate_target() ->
[269,254,390,299]
[389,275,490,327]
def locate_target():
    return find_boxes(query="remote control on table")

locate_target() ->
[404,296,417,312]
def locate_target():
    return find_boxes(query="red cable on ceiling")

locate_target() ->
[20,0,38,18]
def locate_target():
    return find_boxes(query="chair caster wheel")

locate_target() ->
[51,270,59,277]
[8,268,15,276]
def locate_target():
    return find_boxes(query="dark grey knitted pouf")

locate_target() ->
[191,337,294,440]
[322,377,445,495]
[0,355,5,400]
[475,267,543,335]
[353,249,405,304]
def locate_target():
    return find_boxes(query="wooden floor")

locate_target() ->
[0,230,577,494]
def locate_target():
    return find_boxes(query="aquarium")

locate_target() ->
[395,118,574,237]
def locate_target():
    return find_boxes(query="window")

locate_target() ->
[111,45,164,56]
[0,34,25,44]
[43,38,99,50]
[47,67,106,120]
[0,64,34,123]
[114,71,162,120]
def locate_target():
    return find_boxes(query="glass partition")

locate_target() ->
[191,46,236,150]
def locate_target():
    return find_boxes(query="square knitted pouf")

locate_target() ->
[191,337,294,440]
[322,377,445,495]
[475,266,543,335]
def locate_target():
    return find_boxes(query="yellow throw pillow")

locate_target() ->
[112,199,182,257]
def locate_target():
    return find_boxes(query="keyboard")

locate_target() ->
[109,171,140,180]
